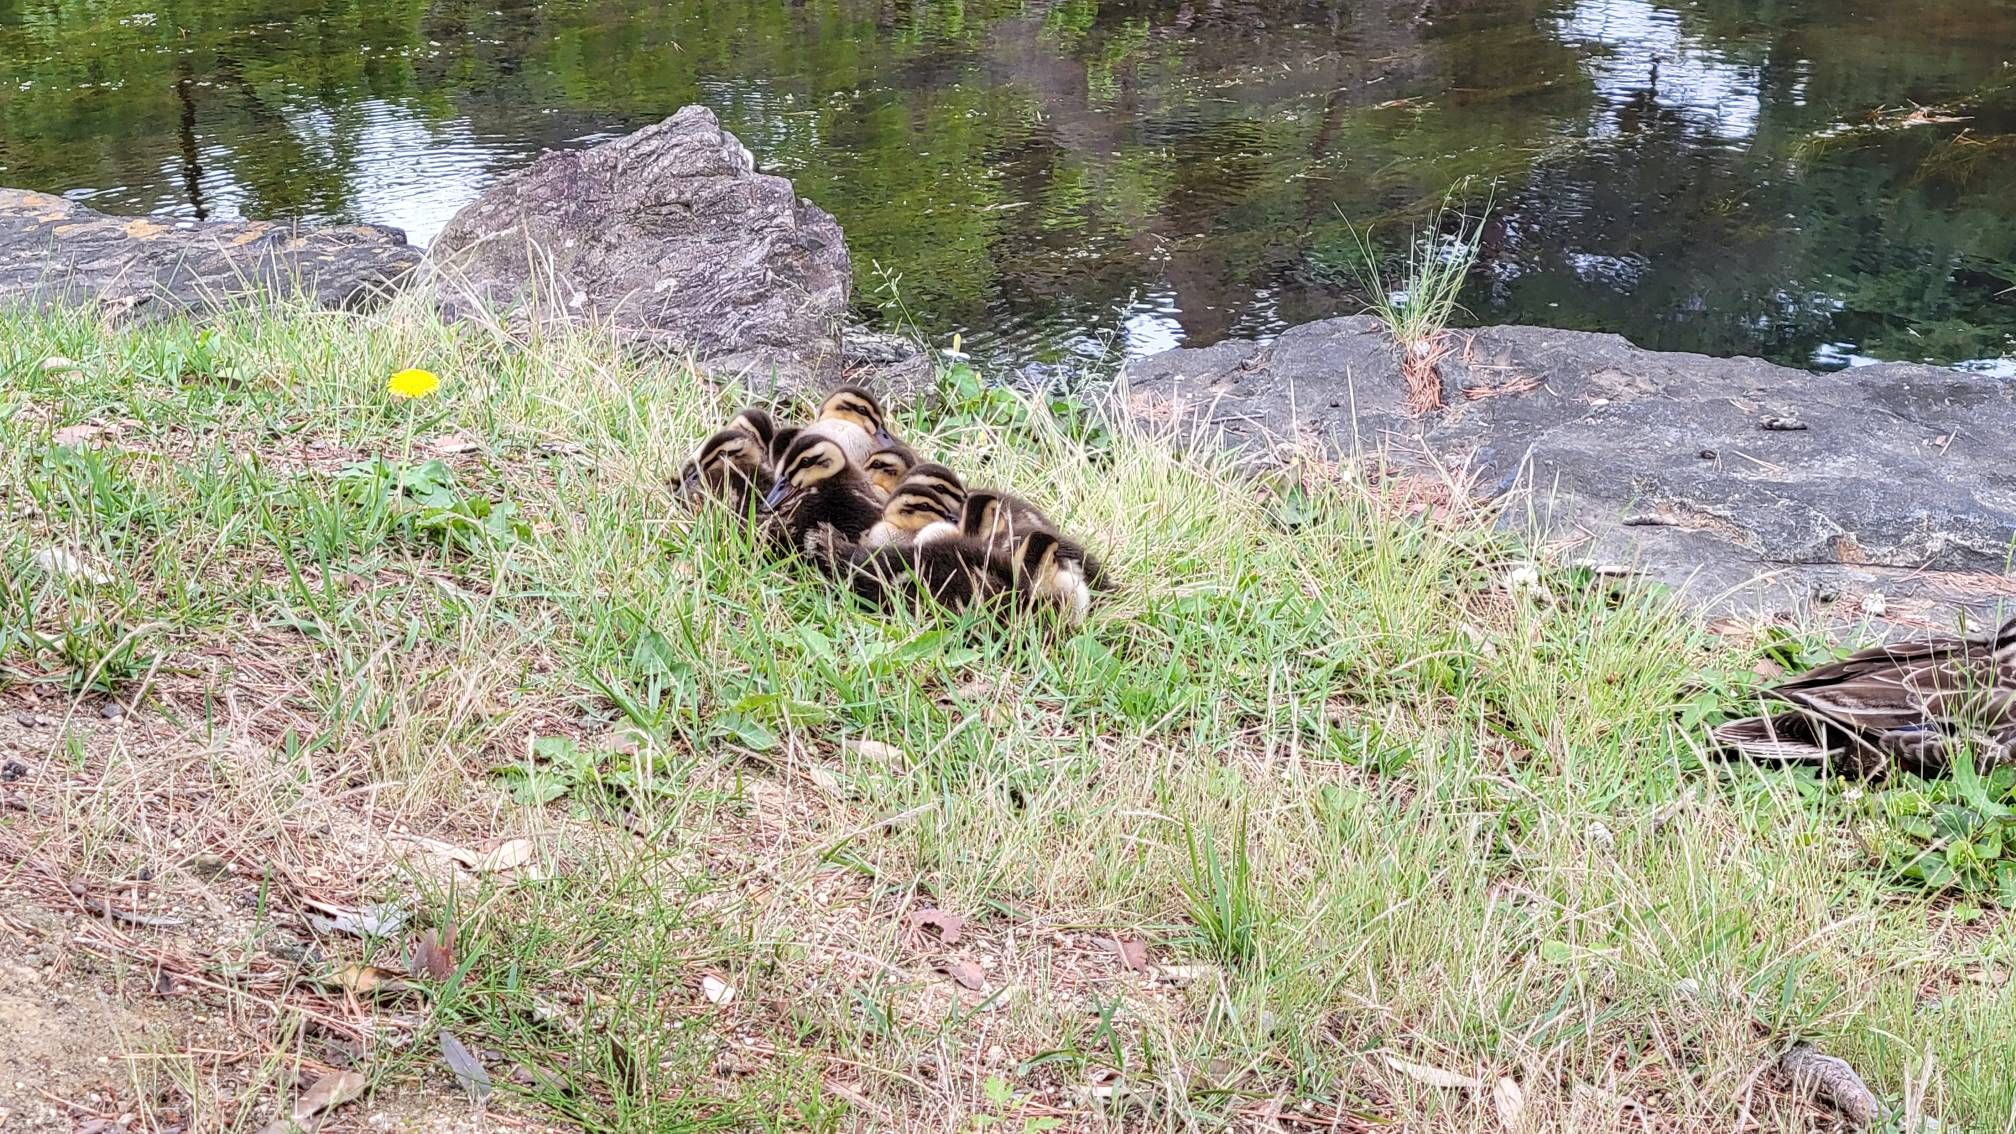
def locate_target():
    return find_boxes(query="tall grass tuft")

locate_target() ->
[1342,182,1492,414]
[1180,808,1264,968]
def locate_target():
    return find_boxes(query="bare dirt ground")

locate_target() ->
[0,687,565,1133]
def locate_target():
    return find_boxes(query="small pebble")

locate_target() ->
[12,711,37,728]
[1,761,26,782]
[100,701,124,720]
[1863,592,1889,617]
[1697,448,1717,460]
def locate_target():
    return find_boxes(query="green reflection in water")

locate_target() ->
[1,0,2011,371]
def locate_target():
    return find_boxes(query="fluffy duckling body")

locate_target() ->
[805,386,901,468]
[763,434,885,551]
[961,489,1107,593]
[822,527,1082,623]
[678,426,772,514]
[863,463,966,549]
[1713,616,2016,777]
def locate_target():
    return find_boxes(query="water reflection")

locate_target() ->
[0,0,2010,374]
[1557,0,1763,142]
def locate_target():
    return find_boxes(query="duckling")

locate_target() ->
[677,426,772,513]
[960,488,1109,590]
[806,385,901,467]
[768,424,801,470]
[1713,615,2016,778]
[862,463,967,550]
[725,406,776,449]
[763,434,886,551]
[820,525,1077,622]
[861,442,919,500]
[1013,526,1093,624]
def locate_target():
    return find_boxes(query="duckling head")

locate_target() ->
[768,424,801,469]
[682,427,767,499]
[862,445,916,497]
[960,489,1007,542]
[880,480,963,541]
[764,434,850,511]
[818,385,897,447]
[900,462,965,502]
[726,407,776,448]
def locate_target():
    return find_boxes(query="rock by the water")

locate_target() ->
[1123,317,2016,621]
[432,105,852,386]
[0,189,419,316]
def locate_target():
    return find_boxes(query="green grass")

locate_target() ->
[2,297,2013,1133]
[1337,184,1491,412]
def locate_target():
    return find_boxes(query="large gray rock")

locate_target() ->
[431,105,852,385]
[0,188,419,316]
[1123,317,2016,624]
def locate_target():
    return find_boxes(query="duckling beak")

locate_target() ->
[761,479,793,512]
[874,425,897,447]
[678,464,700,496]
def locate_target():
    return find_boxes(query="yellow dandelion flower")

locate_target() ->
[388,368,440,398]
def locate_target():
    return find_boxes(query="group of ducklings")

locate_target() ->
[678,386,1102,623]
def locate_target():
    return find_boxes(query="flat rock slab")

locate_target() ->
[431,105,852,389]
[0,189,419,316]
[1124,316,2016,625]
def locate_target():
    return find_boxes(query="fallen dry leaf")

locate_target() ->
[937,960,985,991]
[841,738,907,763]
[1751,659,1786,680]
[411,924,456,982]
[302,900,409,939]
[700,973,736,1005]
[31,547,114,586]
[1091,935,1149,971]
[428,836,539,872]
[52,423,112,446]
[439,1030,492,1101]
[1383,1054,1481,1091]
[905,908,966,946]
[428,432,484,456]
[1493,1076,1528,1131]
[804,763,853,798]
[1150,963,1220,985]
[257,1069,367,1134]
[326,963,411,996]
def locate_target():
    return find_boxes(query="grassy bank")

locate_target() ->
[2,299,2012,1133]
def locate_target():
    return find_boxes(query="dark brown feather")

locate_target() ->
[1713,616,2016,777]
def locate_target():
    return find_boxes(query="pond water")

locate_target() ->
[3,0,2013,375]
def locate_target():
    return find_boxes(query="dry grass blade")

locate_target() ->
[1382,1054,1481,1091]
